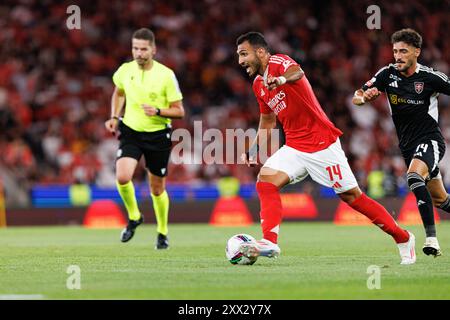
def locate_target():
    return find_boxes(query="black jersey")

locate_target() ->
[362,63,450,152]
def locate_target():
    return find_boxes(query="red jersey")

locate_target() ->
[252,54,342,153]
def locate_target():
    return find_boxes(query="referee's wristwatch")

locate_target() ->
[156,108,161,116]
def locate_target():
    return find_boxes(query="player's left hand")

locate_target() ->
[363,87,380,102]
[266,75,285,90]
[141,104,158,116]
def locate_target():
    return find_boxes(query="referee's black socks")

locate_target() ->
[439,194,450,213]
[407,172,436,237]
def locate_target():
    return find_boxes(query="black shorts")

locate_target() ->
[116,121,172,177]
[402,138,446,180]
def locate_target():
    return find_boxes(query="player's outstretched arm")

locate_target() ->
[266,66,304,90]
[352,87,380,106]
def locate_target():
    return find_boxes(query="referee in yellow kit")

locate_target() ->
[105,28,184,249]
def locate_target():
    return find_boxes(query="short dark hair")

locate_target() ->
[391,28,422,48]
[236,31,269,51]
[132,28,155,45]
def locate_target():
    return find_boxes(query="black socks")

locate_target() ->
[407,172,436,237]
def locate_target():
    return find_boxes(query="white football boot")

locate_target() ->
[422,237,442,257]
[397,231,416,265]
[239,238,281,259]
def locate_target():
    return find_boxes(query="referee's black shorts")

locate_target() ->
[116,121,172,177]
[402,137,446,180]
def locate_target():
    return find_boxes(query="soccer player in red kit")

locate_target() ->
[236,31,416,264]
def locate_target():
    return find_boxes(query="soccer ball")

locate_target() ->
[225,234,258,265]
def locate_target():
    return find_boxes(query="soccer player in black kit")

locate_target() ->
[353,28,450,258]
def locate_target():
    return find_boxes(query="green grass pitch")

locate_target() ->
[1,221,450,300]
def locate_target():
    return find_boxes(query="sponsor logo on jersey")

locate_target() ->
[332,181,342,189]
[389,74,402,81]
[389,94,398,104]
[400,98,424,105]
[414,82,424,94]
[267,90,287,115]
[389,94,424,105]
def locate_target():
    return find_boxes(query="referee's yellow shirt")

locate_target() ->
[112,60,183,132]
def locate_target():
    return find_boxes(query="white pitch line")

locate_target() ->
[0,294,45,300]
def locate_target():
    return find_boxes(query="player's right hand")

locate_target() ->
[241,152,257,167]
[363,87,380,101]
[105,118,119,136]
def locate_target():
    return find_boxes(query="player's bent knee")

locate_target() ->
[150,181,165,196]
[431,195,447,207]
[150,187,164,196]
[259,167,280,177]
[338,187,362,204]
[406,161,429,178]
[406,172,426,192]
[116,175,132,185]
[257,168,289,188]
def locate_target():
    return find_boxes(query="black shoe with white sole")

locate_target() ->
[120,216,144,243]
[423,246,442,257]
[423,237,442,257]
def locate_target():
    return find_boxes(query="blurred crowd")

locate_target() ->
[0,0,449,196]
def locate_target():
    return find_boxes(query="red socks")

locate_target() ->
[349,193,409,243]
[256,182,282,244]
[256,182,409,245]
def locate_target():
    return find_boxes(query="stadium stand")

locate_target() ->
[0,0,449,206]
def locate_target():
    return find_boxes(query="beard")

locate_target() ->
[247,61,261,78]
[396,60,411,72]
